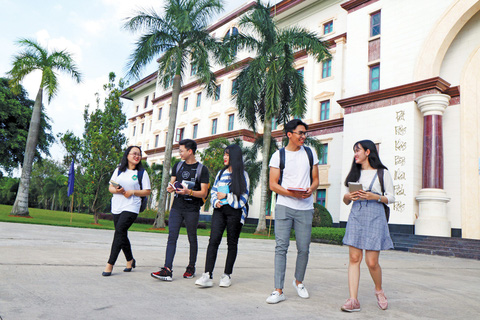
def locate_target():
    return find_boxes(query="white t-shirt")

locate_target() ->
[110,168,151,214]
[269,146,319,210]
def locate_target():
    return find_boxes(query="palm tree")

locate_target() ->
[8,39,82,216]
[123,0,228,228]
[228,1,331,233]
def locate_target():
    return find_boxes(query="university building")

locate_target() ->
[120,0,480,240]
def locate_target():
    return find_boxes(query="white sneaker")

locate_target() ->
[195,272,213,287]
[292,280,309,299]
[219,274,231,287]
[266,291,286,304]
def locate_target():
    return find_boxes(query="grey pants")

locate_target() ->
[274,204,313,289]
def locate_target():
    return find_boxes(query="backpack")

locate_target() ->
[176,161,210,205]
[377,168,390,222]
[117,168,148,212]
[278,146,314,186]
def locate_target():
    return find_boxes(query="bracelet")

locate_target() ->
[189,190,193,196]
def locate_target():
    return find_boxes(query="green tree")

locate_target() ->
[0,177,20,205]
[29,159,66,209]
[227,1,330,233]
[7,38,82,216]
[123,0,228,228]
[81,73,127,223]
[0,77,54,174]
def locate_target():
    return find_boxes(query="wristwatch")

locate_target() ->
[377,195,382,203]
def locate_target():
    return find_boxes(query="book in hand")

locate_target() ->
[217,185,230,204]
[348,182,363,193]
[110,180,122,189]
[287,187,307,192]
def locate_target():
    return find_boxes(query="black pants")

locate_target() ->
[165,207,200,269]
[205,205,243,276]
[107,211,137,265]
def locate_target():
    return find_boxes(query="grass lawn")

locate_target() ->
[0,204,274,240]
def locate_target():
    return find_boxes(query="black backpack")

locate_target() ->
[176,161,210,205]
[117,168,148,212]
[278,146,314,186]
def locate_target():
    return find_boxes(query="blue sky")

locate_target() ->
[0,0,258,166]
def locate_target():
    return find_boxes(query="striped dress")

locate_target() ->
[211,170,250,224]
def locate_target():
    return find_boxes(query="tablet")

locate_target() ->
[348,182,363,193]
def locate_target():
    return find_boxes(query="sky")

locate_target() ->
[0,0,260,171]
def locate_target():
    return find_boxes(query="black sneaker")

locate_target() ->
[151,267,173,281]
[183,265,195,279]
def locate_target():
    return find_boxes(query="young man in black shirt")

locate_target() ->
[151,139,209,281]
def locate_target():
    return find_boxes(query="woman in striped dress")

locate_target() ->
[341,140,394,312]
[195,144,250,288]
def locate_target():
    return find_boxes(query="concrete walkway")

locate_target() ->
[1,222,479,320]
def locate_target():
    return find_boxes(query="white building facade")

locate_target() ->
[121,0,480,240]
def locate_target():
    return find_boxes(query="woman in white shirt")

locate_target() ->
[341,140,394,312]
[102,146,151,276]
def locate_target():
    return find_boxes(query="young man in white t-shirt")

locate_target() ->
[266,119,319,304]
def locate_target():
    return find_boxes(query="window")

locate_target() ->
[133,126,136,136]
[141,123,144,134]
[297,67,304,79]
[225,27,238,38]
[228,114,234,131]
[183,98,188,112]
[370,11,381,37]
[324,21,333,35]
[370,64,380,92]
[322,59,332,78]
[272,117,278,130]
[191,63,197,76]
[144,96,149,109]
[318,143,328,165]
[316,189,326,206]
[193,124,198,139]
[211,118,218,135]
[152,92,156,100]
[215,85,221,101]
[196,92,202,107]
[320,100,330,120]
[231,79,237,95]
[136,105,139,113]
[155,135,159,148]
[176,128,184,142]
[158,108,162,120]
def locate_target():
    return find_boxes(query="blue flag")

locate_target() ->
[67,160,75,197]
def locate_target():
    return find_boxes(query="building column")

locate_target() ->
[415,93,451,237]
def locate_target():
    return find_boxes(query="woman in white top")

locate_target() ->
[102,146,151,276]
[341,140,394,312]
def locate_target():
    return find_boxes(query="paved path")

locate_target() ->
[1,222,479,319]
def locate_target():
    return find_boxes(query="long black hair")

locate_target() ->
[223,144,247,198]
[344,140,387,187]
[118,146,144,173]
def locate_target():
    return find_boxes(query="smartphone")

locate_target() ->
[110,180,122,189]
[348,182,363,193]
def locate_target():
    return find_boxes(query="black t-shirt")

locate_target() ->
[171,161,209,211]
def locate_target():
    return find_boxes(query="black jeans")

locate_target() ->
[165,207,200,269]
[107,211,137,265]
[205,205,243,276]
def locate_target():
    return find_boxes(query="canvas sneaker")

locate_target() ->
[341,298,361,312]
[151,267,173,281]
[195,272,213,287]
[266,291,286,304]
[292,280,309,299]
[375,289,388,310]
[183,265,196,279]
[219,274,231,287]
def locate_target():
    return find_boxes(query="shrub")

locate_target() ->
[310,227,345,245]
[313,203,333,227]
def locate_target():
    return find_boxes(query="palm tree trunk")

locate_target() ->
[154,74,181,228]
[256,116,273,234]
[11,87,43,216]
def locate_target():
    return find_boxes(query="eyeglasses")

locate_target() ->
[292,131,308,137]
[129,153,141,157]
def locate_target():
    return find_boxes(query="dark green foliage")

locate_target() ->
[310,227,345,245]
[313,203,333,227]
[0,77,54,173]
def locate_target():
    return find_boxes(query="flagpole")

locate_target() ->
[70,193,74,224]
